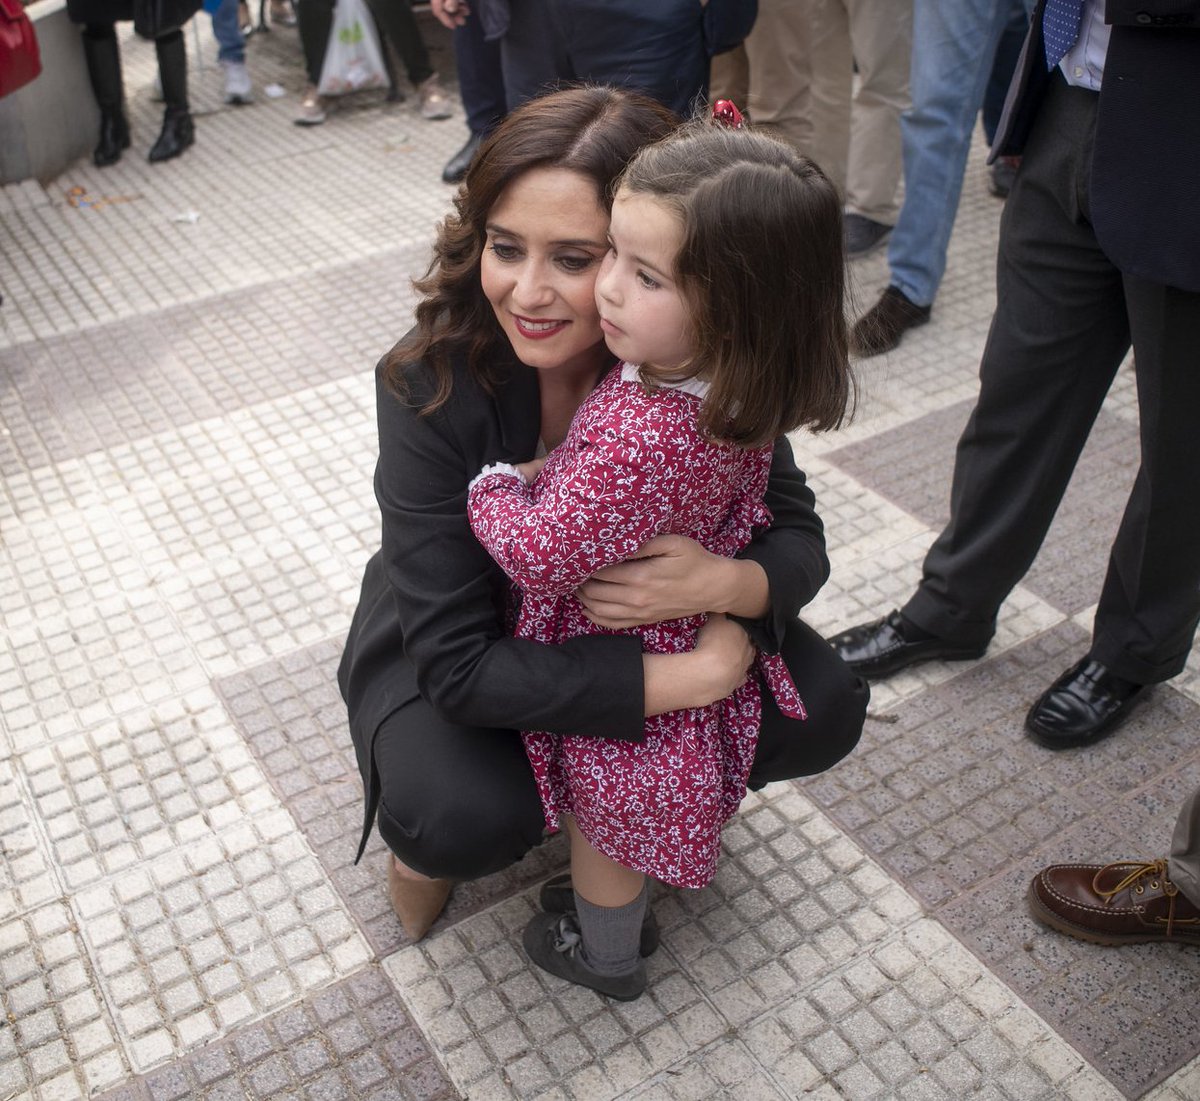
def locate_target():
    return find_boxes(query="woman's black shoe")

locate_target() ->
[148,108,194,163]
[94,108,131,167]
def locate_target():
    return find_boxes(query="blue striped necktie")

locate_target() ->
[1043,0,1085,69]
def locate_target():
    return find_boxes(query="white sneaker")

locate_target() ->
[221,59,254,105]
[417,73,452,120]
[294,84,327,126]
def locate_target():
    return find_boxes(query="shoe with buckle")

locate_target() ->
[294,84,327,126]
[827,609,988,679]
[1029,859,1200,945]
[522,911,647,1000]
[442,130,483,183]
[417,73,452,120]
[1024,658,1146,749]
[538,873,660,957]
[850,286,932,358]
[843,213,892,259]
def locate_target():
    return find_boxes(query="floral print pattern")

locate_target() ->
[468,365,805,889]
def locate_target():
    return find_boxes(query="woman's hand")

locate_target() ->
[642,613,755,715]
[576,534,770,628]
[516,455,547,483]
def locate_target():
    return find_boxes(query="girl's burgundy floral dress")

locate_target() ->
[468,365,805,889]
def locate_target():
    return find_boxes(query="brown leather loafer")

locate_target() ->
[1028,859,1200,945]
[827,609,987,679]
[850,286,932,357]
[1024,658,1146,749]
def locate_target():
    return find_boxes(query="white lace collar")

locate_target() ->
[620,361,710,399]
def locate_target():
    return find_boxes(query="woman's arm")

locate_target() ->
[576,436,829,652]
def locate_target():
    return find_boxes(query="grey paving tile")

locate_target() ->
[799,621,1200,1097]
[0,899,132,1099]
[216,639,572,957]
[92,967,458,1100]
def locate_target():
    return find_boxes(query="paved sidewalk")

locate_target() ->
[2,16,1199,1101]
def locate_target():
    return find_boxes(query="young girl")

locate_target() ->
[467,117,852,1000]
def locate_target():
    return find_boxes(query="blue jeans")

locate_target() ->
[209,0,245,64]
[887,0,1028,307]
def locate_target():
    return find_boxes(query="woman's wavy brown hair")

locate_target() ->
[618,124,854,448]
[385,85,678,409]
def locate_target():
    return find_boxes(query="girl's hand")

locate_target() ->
[642,612,754,714]
[516,455,547,483]
[577,534,769,627]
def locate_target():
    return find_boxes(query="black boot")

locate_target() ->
[81,26,130,167]
[149,31,194,163]
[148,107,195,162]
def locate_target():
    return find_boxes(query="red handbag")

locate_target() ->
[0,0,42,99]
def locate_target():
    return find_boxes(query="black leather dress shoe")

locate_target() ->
[1025,658,1146,749]
[442,131,483,184]
[148,107,194,164]
[828,609,988,679]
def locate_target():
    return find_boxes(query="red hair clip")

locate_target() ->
[711,99,745,130]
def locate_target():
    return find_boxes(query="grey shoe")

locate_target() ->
[294,84,326,126]
[844,213,892,259]
[221,59,253,105]
[538,873,660,956]
[522,912,647,1001]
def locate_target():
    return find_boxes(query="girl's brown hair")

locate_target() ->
[618,125,854,448]
[386,85,678,407]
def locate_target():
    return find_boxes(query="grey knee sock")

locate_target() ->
[573,884,647,977]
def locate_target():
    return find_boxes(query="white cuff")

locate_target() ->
[468,462,526,491]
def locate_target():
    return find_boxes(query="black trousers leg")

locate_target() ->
[366,0,433,86]
[296,0,333,86]
[903,76,1131,649]
[155,30,188,110]
[370,619,865,880]
[1090,274,1200,683]
[82,24,124,110]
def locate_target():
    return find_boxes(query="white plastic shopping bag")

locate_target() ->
[317,0,388,96]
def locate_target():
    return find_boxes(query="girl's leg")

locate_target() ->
[521,817,648,999]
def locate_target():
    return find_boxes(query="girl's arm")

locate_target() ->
[467,422,677,598]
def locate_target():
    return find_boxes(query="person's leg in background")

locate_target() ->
[366,0,452,118]
[211,0,254,104]
[548,0,709,118]
[442,10,506,181]
[81,23,131,167]
[149,29,195,162]
[294,0,334,123]
[851,0,1015,355]
[842,0,912,256]
[804,0,851,196]
[741,0,814,151]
